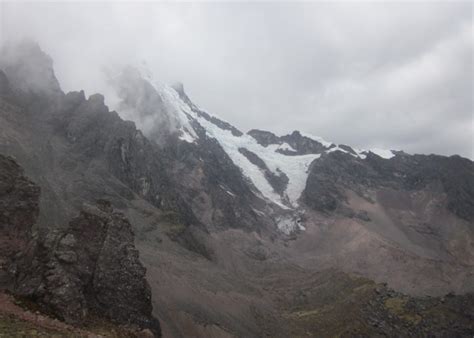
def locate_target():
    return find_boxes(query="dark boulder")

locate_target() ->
[0,154,40,286]
[12,200,161,336]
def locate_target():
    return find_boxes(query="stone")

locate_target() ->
[0,155,161,336]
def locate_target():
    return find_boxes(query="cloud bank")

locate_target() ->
[1,2,472,158]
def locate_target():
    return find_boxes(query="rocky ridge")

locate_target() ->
[303,150,474,221]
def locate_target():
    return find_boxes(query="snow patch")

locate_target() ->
[194,114,320,208]
[178,127,197,143]
[153,83,198,143]
[276,215,305,235]
[299,132,333,148]
[326,145,394,160]
[369,148,395,159]
[277,142,296,152]
[157,88,320,208]
[219,184,236,197]
[135,75,396,211]
[252,207,266,217]
[327,146,350,155]
[354,149,368,159]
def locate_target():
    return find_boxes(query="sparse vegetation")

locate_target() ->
[384,297,422,325]
[0,314,64,337]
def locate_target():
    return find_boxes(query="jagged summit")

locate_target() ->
[1,42,466,232]
[105,66,400,216]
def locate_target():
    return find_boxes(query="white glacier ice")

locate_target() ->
[112,67,396,212]
[368,148,395,159]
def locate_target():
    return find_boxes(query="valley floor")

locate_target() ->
[132,202,474,338]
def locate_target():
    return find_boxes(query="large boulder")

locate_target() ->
[13,200,161,336]
[0,155,161,335]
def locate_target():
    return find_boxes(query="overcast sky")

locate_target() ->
[1,2,472,158]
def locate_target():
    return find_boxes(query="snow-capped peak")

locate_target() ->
[150,83,321,209]
[108,66,397,213]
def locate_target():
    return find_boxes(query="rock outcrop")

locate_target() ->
[238,147,289,195]
[0,154,40,286]
[0,154,161,336]
[247,129,281,147]
[303,150,474,222]
[248,129,331,155]
[12,200,161,336]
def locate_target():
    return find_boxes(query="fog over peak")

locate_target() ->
[1,2,472,158]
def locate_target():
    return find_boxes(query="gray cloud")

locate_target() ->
[1,2,472,158]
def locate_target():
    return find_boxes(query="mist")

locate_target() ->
[1,1,472,158]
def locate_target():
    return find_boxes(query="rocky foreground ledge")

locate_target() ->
[0,154,161,337]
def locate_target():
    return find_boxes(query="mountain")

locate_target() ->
[0,41,473,337]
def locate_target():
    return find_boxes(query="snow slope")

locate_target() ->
[151,79,399,209]
[369,148,395,159]
[194,115,320,208]
[112,68,397,212]
[150,79,320,208]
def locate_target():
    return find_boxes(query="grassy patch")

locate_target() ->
[384,297,421,325]
[0,314,64,337]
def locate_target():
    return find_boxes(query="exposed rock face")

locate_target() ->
[238,147,289,195]
[303,150,474,222]
[0,154,40,285]
[280,130,330,155]
[12,200,161,336]
[337,144,358,156]
[247,129,281,147]
[300,150,474,297]
[163,129,269,233]
[248,129,330,155]
[195,109,243,137]
[0,154,160,335]
[52,89,174,211]
[174,84,243,137]
[51,64,269,235]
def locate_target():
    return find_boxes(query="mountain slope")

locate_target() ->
[0,41,473,337]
